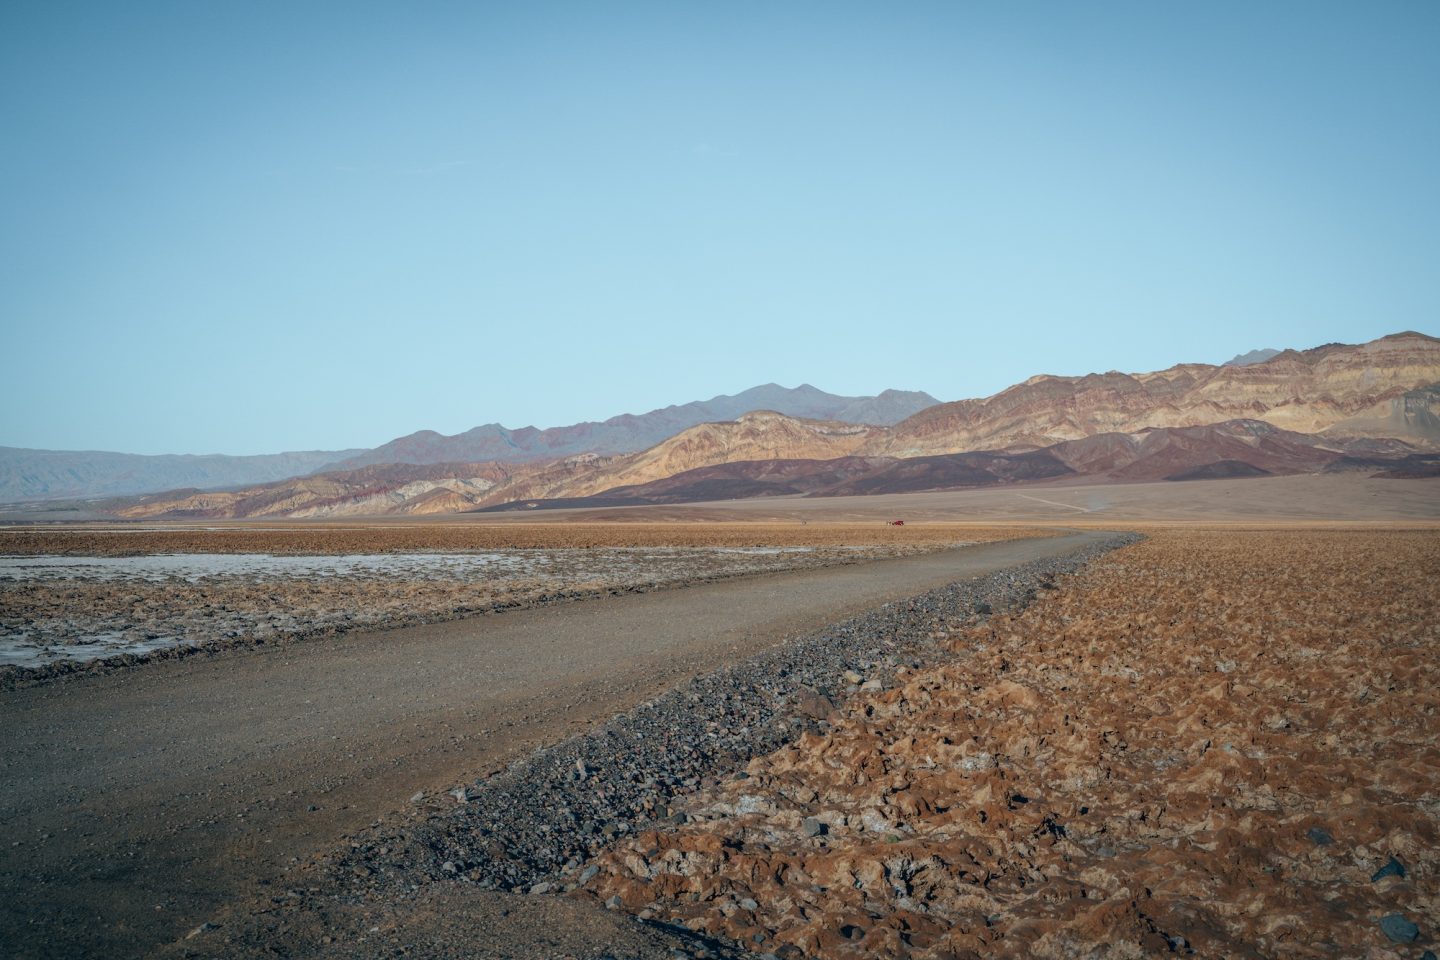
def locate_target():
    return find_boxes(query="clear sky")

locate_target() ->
[3,1,1437,455]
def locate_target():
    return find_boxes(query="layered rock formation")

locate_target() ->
[1323,382,1440,444]
[116,463,516,520]
[871,331,1440,456]
[491,420,1414,512]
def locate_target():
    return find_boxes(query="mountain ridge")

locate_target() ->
[0,384,939,502]
[110,414,1426,521]
[22,331,1440,515]
[0,446,367,503]
[871,331,1439,456]
[324,384,939,471]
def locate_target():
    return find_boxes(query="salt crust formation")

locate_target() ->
[0,540,954,682]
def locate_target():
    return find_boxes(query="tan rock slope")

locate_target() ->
[869,331,1440,456]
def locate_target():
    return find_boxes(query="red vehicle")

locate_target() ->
[889,519,905,526]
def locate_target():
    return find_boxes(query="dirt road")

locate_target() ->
[1,532,1106,958]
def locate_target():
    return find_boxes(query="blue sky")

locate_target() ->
[3,1,1437,455]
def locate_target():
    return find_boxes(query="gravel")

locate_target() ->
[1371,856,1406,882]
[323,533,1141,901]
[1379,913,1419,943]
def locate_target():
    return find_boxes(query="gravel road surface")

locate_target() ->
[1,532,1108,959]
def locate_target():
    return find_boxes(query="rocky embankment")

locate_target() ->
[259,535,1139,956]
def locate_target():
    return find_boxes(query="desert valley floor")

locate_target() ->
[1,474,1436,959]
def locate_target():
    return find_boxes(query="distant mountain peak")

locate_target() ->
[1224,348,1282,367]
[322,383,941,472]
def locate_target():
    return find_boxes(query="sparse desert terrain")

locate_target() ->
[8,1,1437,955]
[583,529,1439,958]
[1,525,1017,676]
[2,499,1436,959]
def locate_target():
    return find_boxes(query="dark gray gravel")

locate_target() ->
[1380,912,1420,943]
[322,533,1141,905]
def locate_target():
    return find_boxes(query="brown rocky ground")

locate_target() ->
[583,530,1439,958]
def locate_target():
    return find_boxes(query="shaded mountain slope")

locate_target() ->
[1046,420,1346,481]
[1322,382,1440,444]
[1165,460,1273,481]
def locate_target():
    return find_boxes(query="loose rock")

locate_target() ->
[1379,913,1419,943]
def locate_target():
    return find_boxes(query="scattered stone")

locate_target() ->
[409,791,424,804]
[185,922,217,939]
[1370,856,1406,882]
[802,817,825,838]
[578,864,600,885]
[1306,826,1334,845]
[793,688,836,719]
[529,881,553,895]
[1379,913,1419,943]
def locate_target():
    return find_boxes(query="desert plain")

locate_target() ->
[1,474,1437,959]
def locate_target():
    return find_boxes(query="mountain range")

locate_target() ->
[326,384,937,471]
[102,331,1439,520]
[0,385,938,502]
[868,331,1440,457]
[0,447,368,504]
